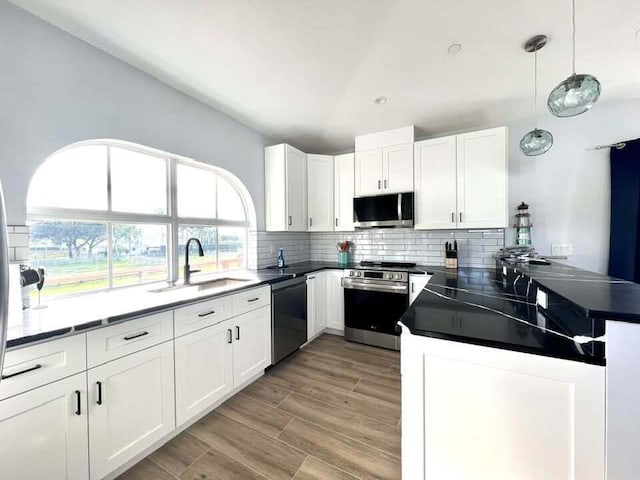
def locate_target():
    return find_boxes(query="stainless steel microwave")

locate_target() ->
[353,192,414,228]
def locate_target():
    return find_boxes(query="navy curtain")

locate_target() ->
[609,138,640,282]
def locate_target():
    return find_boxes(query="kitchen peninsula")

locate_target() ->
[399,261,640,480]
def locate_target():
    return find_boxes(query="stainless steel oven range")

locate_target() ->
[342,261,414,351]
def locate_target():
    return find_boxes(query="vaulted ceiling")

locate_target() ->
[10,0,640,153]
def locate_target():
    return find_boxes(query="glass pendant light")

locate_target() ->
[520,35,553,156]
[547,0,601,117]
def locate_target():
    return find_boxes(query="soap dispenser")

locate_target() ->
[277,248,285,268]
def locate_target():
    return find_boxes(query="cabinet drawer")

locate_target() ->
[86,311,173,368]
[174,296,233,338]
[0,334,87,401]
[232,285,271,316]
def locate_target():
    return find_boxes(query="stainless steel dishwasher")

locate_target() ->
[271,276,307,365]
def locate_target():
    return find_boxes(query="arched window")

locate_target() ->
[27,141,252,298]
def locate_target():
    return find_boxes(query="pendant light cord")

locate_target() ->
[572,0,576,74]
[534,50,538,129]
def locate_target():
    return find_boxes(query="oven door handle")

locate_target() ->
[342,281,408,295]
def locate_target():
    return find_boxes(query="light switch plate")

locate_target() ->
[551,243,573,256]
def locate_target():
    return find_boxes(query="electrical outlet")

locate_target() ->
[551,243,573,256]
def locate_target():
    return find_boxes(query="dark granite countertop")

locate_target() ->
[500,261,640,322]
[399,265,607,365]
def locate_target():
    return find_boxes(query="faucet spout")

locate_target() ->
[184,237,205,285]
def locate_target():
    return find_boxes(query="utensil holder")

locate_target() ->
[338,251,349,266]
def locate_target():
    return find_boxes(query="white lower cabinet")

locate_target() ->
[232,306,272,386]
[0,372,88,480]
[401,331,605,480]
[174,320,234,427]
[307,272,327,340]
[88,341,175,480]
[326,270,345,331]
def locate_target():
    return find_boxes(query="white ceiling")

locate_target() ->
[9,0,640,153]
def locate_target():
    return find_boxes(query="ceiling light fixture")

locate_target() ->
[448,43,463,55]
[520,35,554,156]
[547,0,601,117]
[374,96,387,105]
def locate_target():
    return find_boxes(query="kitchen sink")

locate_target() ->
[149,277,253,293]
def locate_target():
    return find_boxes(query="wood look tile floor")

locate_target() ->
[118,333,401,480]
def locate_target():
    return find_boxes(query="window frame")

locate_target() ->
[27,140,251,296]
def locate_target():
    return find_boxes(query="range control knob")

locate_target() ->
[386,273,393,279]
[349,271,354,277]
[356,271,362,277]
[395,273,402,280]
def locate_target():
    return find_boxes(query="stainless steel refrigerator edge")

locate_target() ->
[271,275,307,365]
[0,181,10,383]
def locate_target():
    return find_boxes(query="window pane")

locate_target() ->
[218,227,246,271]
[217,176,246,221]
[29,146,107,210]
[177,164,216,218]
[178,225,217,279]
[112,224,168,287]
[111,147,167,215]
[29,220,108,297]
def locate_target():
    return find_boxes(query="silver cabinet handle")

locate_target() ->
[378,180,381,190]
[384,179,388,189]
[451,212,455,223]
[197,310,216,318]
[288,216,292,226]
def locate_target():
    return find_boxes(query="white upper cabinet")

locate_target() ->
[355,148,384,196]
[414,127,507,230]
[307,154,334,231]
[265,144,307,231]
[334,153,355,231]
[383,143,414,193]
[414,136,458,229]
[456,127,507,229]
[355,126,415,197]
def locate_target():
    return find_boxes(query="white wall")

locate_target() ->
[0,0,270,228]
[508,97,640,274]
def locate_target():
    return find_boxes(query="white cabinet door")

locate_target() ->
[334,153,355,231]
[355,148,383,196]
[232,306,271,387]
[286,144,308,231]
[265,144,287,231]
[409,274,432,305]
[88,341,175,480]
[325,271,345,331]
[456,127,507,229]
[0,373,88,480]
[414,136,458,230]
[307,154,334,232]
[306,275,317,340]
[401,333,605,480]
[174,319,234,426]
[383,143,413,193]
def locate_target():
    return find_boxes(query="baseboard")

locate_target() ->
[102,369,266,480]
[323,327,344,336]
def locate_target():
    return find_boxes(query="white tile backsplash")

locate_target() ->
[253,228,505,268]
[7,225,30,263]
